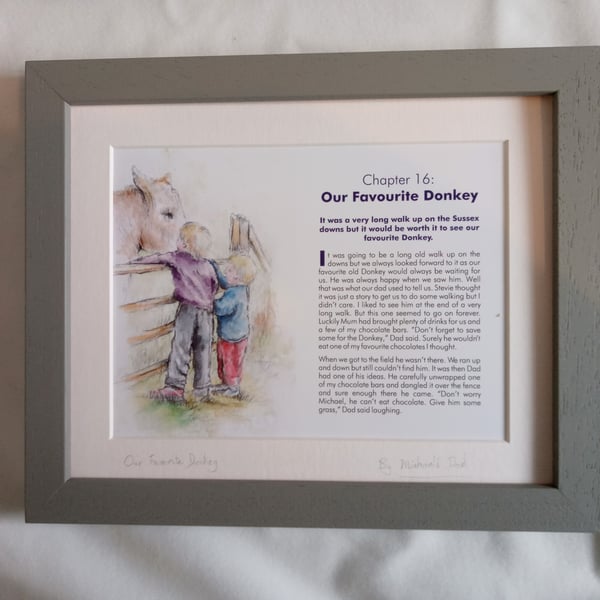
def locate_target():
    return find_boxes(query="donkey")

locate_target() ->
[114,167,186,262]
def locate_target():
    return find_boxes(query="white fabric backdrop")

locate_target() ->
[2,1,600,597]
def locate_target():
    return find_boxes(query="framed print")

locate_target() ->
[26,48,599,530]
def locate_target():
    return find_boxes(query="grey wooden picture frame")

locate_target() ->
[26,48,599,530]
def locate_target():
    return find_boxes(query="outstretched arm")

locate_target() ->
[129,252,172,265]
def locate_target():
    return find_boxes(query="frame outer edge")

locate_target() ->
[25,63,68,520]
[555,48,600,528]
[25,47,585,105]
[23,48,600,530]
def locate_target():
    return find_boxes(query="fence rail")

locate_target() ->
[120,359,169,384]
[121,295,176,313]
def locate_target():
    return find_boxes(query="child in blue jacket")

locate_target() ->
[211,254,257,397]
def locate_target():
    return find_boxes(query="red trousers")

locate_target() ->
[217,338,248,386]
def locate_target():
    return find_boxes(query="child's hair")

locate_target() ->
[179,222,211,259]
[226,253,257,285]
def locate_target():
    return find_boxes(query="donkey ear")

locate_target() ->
[132,166,152,201]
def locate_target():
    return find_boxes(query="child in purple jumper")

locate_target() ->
[132,222,218,404]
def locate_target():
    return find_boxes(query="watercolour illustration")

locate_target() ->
[113,160,277,438]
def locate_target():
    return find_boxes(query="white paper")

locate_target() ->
[68,97,552,483]
[113,142,505,442]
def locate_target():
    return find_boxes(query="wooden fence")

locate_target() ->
[114,214,269,384]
